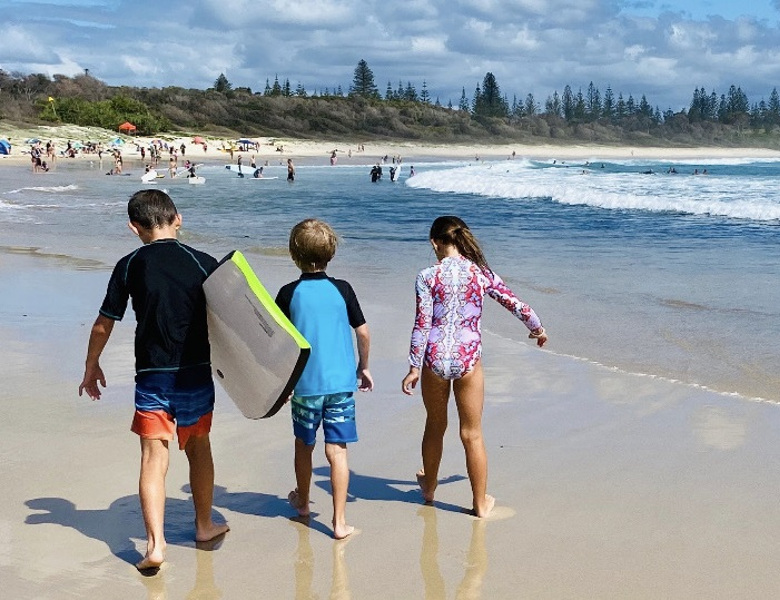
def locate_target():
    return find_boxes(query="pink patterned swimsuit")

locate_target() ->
[409,255,542,380]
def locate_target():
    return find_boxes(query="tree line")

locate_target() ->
[2,60,780,147]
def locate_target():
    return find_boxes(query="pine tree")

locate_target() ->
[602,86,614,121]
[420,81,430,104]
[458,87,470,112]
[473,72,507,118]
[349,59,379,98]
[562,85,574,121]
[270,75,282,96]
[214,73,232,92]
[386,81,394,100]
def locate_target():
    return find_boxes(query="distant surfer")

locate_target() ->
[275,219,374,539]
[237,155,244,177]
[253,167,264,178]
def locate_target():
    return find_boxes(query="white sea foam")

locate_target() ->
[406,162,780,222]
[5,184,78,194]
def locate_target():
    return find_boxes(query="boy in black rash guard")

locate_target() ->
[79,189,229,572]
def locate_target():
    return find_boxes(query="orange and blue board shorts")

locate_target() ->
[131,366,215,450]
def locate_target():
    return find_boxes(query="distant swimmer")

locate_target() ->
[370,165,381,182]
[253,167,264,178]
[389,166,397,182]
[287,158,295,182]
[330,150,338,166]
[409,165,415,177]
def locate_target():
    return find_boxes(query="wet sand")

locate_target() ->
[2,245,780,598]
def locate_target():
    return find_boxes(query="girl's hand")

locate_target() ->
[528,327,548,348]
[401,368,420,395]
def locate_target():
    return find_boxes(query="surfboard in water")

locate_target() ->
[204,250,310,419]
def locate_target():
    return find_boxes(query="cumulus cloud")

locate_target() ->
[1,0,780,111]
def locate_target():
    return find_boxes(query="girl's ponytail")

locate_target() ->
[429,216,490,271]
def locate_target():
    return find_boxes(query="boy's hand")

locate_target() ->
[357,368,374,392]
[79,364,106,400]
[401,367,419,396]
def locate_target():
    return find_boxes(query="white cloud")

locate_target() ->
[2,0,780,111]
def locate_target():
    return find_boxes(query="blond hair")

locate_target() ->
[289,219,338,271]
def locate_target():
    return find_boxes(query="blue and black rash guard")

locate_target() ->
[100,239,218,374]
[275,272,365,396]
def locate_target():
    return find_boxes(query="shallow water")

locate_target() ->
[1,154,778,402]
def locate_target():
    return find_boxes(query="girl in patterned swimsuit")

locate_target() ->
[401,216,548,517]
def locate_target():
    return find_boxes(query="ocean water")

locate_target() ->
[0,154,778,402]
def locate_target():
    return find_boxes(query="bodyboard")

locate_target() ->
[204,251,310,418]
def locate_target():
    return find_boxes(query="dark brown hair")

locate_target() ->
[429,216,489,270]
[127,189,178,230]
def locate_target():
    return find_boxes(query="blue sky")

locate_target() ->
[2,0,780,112]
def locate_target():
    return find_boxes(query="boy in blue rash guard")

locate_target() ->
[78,189,229,572]
[275,219,374,539]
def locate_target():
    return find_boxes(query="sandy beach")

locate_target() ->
[3,122,780,168]
[3,126,780,598]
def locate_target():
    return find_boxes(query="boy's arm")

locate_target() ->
[354,323,373,392]
[78,314,115,400]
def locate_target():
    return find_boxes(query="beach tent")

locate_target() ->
[0,139,10,155]
[118,122,137,133]
[110,137,125,146]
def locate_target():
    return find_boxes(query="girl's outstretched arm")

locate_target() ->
[483,269,546,344]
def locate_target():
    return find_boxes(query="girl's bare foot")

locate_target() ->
[288,489,310,517]
[473,494,495,518]
[195,521,230,543]
[416,469,435,504]
[333,522,355,540]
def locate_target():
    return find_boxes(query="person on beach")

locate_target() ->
[401,216,548,517]
[78,189,229,571]
[275,219,374,539]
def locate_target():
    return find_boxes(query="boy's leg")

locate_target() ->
[184,433,230,541]
[324,442,353,539]
[419,366,451,503]
[452,361,494,517]
[290,437,315,516]
[138,438,169,570]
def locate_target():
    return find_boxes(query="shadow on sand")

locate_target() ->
[25,493,227,567]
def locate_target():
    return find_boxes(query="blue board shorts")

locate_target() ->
[291,392,357,445]
[132,366,215,450]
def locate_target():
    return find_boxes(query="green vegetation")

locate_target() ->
[2,61,780,147]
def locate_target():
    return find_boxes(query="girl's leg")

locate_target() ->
[453,361,494,517]
[325,442,353,539]
[138,438,169,570]
[419,366,452,502]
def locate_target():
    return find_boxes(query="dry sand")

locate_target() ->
[3,123,780,168]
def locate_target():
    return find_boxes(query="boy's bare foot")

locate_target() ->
[333,522,355,540]
[195,521,230,543]
[288,489,310,517]
[473,494,495,518]
[416,469,435,504]
[136,543,165,572]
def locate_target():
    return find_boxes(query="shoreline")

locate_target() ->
[4,249,780,597]
[2,123,780,168]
